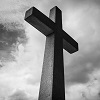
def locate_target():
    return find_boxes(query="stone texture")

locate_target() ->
[25,6,78,100]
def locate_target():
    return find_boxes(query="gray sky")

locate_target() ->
[0,0,100,100]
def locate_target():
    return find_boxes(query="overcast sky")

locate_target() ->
[0,0,100,100]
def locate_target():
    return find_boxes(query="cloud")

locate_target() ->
[0,19,40,99]
[8,90,33,100]
[0,0,45,23]
[0,21,28,97]
[0,4,44,98]
[65,73,100,100]
[65,45,100,85]
[0,22,27,63]
[0,0,37,12]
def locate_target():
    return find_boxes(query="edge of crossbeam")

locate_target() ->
[63,30,78,54]
[25,7,55,36]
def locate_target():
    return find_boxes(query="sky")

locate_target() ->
[0,0,100,100]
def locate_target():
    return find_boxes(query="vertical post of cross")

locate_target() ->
[50,6,65,100]
[38,6,65,100]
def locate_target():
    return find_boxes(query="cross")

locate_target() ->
[25,6,78,100]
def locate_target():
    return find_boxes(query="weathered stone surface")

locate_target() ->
[25,6,78,100]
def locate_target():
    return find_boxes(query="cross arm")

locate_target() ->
[25,7,55,36]
[62,30,78,54]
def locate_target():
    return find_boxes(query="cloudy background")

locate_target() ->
[0,0,100,100]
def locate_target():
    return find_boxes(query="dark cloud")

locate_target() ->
[8,90,33,100]
[65,44,100,85]
[0,22,27,63]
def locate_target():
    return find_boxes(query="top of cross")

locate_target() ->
[25,6,78,53]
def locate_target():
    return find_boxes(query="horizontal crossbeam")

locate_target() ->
[62,30,78,53]
[25,7,55,36]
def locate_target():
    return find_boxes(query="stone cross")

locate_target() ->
[25,6,78,100]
